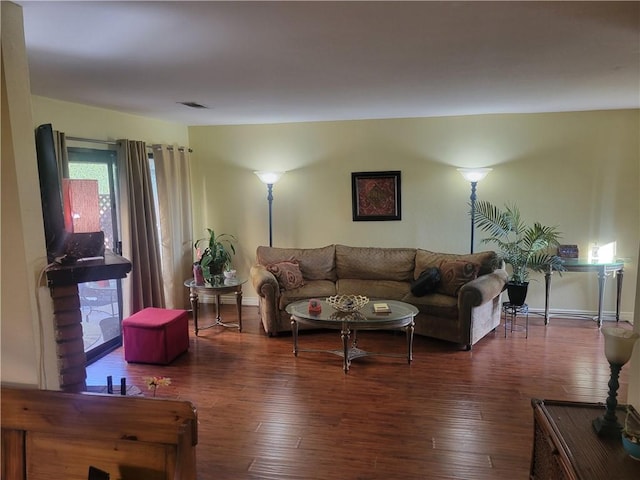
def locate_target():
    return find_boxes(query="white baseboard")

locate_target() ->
[526,307,634,324]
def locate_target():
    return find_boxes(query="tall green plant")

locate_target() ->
[473,201,564,284]
[194,228,237,278]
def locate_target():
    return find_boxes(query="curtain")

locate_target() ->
[152,144,193,309]
[118,139,165,313]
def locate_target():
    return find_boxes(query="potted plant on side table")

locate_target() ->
[473,201,565,305]
[194,228,237,283]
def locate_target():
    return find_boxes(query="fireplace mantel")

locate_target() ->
[46,250,131,287]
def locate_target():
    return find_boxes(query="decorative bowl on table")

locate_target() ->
[622,433,640,461]
[326,295,369,312]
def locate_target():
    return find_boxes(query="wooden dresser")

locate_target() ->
[530,399,640,480]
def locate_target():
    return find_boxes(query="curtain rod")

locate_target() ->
[150,144,193,153]
[66,136,192,153]
[66,135,118,146]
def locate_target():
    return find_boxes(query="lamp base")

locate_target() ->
[592,415,622,437]
[592,361,624,437]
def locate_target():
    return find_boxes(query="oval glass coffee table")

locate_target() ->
[286,299,418,372]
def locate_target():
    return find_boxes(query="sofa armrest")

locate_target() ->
[458,268,508,307]
[250,264,279,299]
[250,264,282,335]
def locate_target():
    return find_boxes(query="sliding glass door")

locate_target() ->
[68,147,122,363]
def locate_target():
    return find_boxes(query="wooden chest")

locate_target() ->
[530,399,640,480]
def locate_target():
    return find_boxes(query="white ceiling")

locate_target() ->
[17,1,640,126]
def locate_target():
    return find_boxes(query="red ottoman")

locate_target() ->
[123,307,189,364]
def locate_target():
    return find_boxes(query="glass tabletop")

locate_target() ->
[561,259,624,267]
[286,299,418,328]
[184,277,246,289]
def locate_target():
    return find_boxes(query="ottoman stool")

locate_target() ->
[123,307,189,364]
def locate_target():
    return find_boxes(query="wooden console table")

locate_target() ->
[530,399,640,479]
[544,260,623,327]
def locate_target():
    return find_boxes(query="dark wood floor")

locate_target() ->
[86,304,632,480]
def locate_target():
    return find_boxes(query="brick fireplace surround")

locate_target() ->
[46,251,131,392]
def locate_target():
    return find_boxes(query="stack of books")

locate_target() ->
[373,303,391,313]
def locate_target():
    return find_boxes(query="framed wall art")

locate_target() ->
[351,171,401,221]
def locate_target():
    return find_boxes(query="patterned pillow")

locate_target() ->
[437,260,480,297]
[267,261,305,290]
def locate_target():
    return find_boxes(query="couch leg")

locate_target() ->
[463,344,472,351]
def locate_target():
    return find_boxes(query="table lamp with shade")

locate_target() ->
[592,327,640,437]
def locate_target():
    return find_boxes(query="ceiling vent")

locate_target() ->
[178,101,208,109]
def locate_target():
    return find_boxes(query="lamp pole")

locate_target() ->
[457,168,492,255]
[254,171,284,247]
[469,181,478,254]
[266,183,274,247]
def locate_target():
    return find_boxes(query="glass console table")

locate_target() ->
[544,259,624,327]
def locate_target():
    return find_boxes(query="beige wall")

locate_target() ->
[629,246,640,409]
[189,111,639,321]
[1,1,57,388]
[31,96,189,146]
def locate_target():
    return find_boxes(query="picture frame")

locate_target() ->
[351,171,401,221]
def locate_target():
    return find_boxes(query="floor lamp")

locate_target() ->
[254,171,284,247]
[457,168,492,254]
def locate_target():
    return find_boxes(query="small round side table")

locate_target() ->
[184,277,246,335]
[502,302,529,338]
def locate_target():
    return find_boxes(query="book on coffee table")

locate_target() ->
[373,303,391,313]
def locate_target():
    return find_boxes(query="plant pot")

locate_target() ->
[209,262,224,275]
[506,282,529,306]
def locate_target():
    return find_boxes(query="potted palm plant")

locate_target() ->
[473,201,565,305]
[194,228,237,282]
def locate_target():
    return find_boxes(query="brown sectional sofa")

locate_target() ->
[250,244,508,349]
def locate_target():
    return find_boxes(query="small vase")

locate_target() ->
[193,263,205,286]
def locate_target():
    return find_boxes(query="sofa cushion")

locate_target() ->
[278,280,337,310]
[337,279,410,301]
[257,245,336,281]
[267,261,304,290]
[335,245,416,281]
[414,249,500,278]
[437,260,480,297]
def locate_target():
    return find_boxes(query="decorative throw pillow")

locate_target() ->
[410,267,441,297]
[267,261,305,290]
[437,260,480,297]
